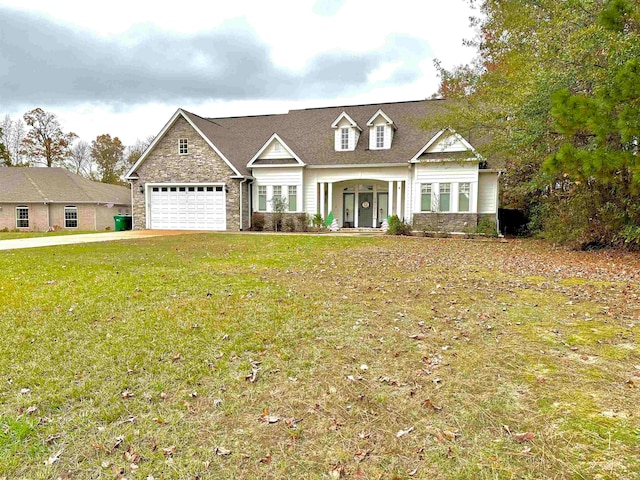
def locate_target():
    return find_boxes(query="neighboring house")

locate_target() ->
[0,168,131,232]
[125,99,502,232]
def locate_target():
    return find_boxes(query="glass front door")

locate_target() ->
[377,192,388,227]
[343,193,354,227]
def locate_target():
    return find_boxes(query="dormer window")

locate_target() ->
[331,112,361,152]
[179,138,188,154]
[367,109,396,150]
[376,125,385,149]
[341,128,349,150]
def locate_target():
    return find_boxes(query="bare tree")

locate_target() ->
[67,140,93,177]
[0,115,27,166]
[125,135,155,167]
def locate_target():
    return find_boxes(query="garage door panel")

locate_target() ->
[148,184,226,230]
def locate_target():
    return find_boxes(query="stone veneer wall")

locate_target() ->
[412,213,496,233]
[130,116,246,231]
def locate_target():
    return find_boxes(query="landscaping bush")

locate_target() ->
[251,213,265,231]
[296,213,310,232]
[284,216,296,232]
[312,213,324,229]
[476,216,498,237]
[387,215,412,236]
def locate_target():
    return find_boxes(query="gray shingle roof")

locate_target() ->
[0,168,131,204]
[178,99,499,177]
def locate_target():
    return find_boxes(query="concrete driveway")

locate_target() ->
[0,230,197,251]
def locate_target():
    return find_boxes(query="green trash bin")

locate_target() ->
[114,214,132,231]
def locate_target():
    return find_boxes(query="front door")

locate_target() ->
[358,192,373,227]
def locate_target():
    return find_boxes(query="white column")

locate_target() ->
[372,184,378,227]
[397,181,403,221]
[327,182,333,218]
[354,185,359,228]
[388,181,394,217]
[319,182,325,219]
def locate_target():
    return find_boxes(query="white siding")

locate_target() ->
[478,172,498,214]
[253,167,304,212]
[413,162,479,214]
[258,139,294,160]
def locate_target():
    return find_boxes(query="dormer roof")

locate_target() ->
[331,111,362,131]
[247,133,305,167]
[366,109,396,129]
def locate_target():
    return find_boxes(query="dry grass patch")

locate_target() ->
[0,234,638,479]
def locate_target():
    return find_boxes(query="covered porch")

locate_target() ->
[316,179,407,228]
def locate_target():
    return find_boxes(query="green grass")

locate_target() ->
[0,230,104,240]
[0,234,638,479]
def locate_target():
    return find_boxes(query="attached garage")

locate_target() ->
[147,184,226,230]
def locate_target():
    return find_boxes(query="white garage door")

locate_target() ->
[148,184,226,230]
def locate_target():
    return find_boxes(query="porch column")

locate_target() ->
[372,184,378,227]
[396,181,403,221]
[327,182,333,218]
[388,181,394,217]
[354,184,359,228]
[319,182,325,219]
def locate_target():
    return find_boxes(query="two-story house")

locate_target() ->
[125,99,501,232]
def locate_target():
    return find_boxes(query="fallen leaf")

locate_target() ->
[354,449,370,462]
[423,398,442,411]
[502,424,511,435]
[172,352,181,361]
[215,446,231,456]
[259,453,271,464]
[396,426,414,438]
[514,432,535,443]
[25,405,38,415]
[162,445,177,456]
[45,450,62,465]
[329,465,345,478]
[121,390,134,399]
[113,436,124,449]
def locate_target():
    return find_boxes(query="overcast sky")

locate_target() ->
[0,0,477,144]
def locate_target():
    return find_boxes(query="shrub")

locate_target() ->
[284,216,296,232]
[296,213,310,232]
[387,215,412,236]
[252,213,265,231]
[476,216,498,237]
[312,213,324,229]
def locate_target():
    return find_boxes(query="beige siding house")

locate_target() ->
[0,168,131,232]
[126,99,503,232]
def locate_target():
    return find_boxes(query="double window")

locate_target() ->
[376,125,385,149]
[16,205,29,228]
[65,206,78,228]
[178,138,188,154]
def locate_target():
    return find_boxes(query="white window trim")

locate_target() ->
[64,205,78,229]
[257,185,268,212]
[178,138,188,155]
[375,125,385,149]
[340,128,349,151]
[16,205,29,229]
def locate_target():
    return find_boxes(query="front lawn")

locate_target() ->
[0,230,104,240]
[0,235,638,479]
